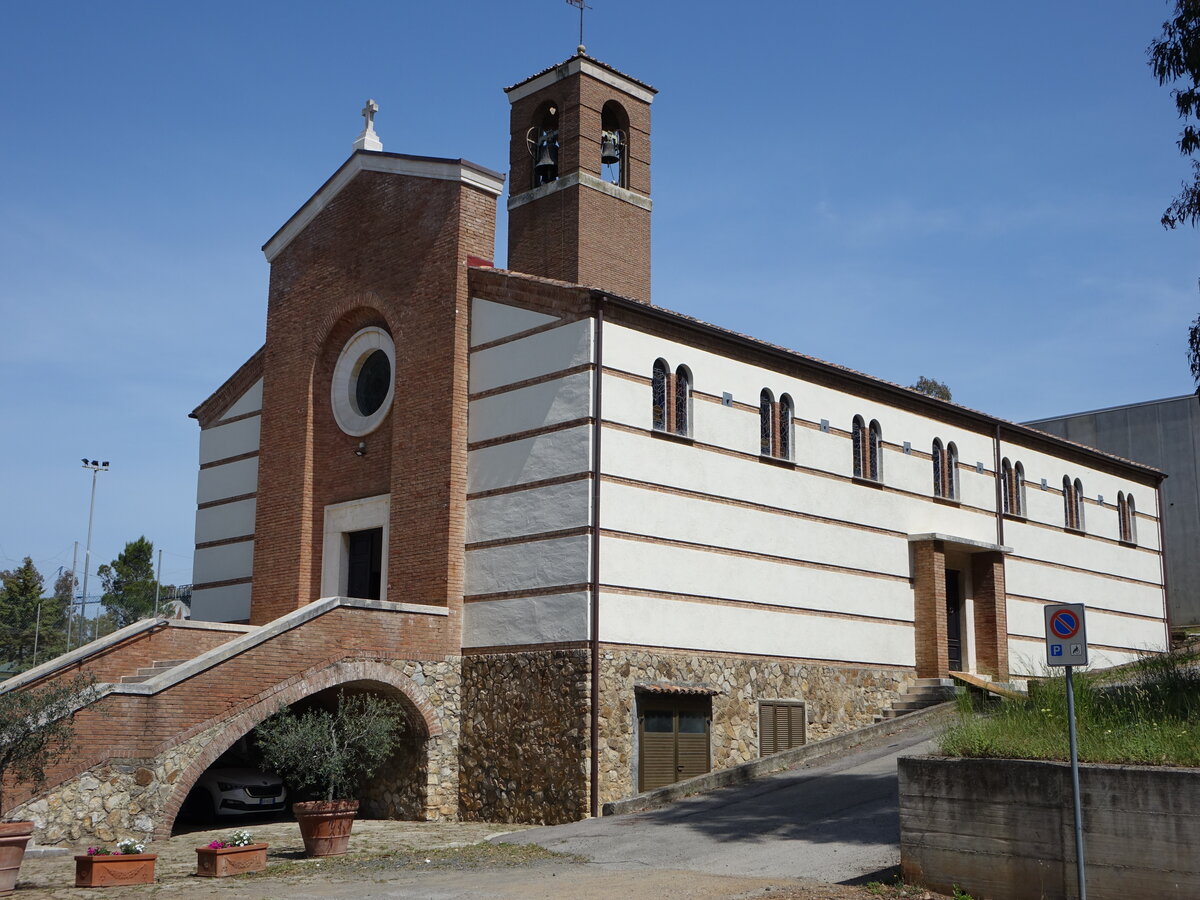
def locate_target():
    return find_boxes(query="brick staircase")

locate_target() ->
[875,677,957,722]
[119,659,190,684]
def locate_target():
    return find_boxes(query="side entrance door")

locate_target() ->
[637,695,711,792]
[946,568,963,672]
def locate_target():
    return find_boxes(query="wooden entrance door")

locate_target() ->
[638,696,711,792]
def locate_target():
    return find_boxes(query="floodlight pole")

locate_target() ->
[79,460,110,647]
[1065,665,1086,900]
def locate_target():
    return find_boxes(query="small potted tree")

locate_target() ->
[0,673,95,895]
[254,690,406,857]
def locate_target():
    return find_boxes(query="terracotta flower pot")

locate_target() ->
[74,853,157,888]
[0,821,33,896]
[195,842,268,877]
[293,799,358,857]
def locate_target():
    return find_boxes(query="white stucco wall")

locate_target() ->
[597,321,1168,670]
[191,378,262,624]
[464,301,594,648]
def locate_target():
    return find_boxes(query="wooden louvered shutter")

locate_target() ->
[760,701,806,756]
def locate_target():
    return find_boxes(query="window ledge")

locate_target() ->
[1119,539,1138,548]
[650,428,694,445]
[1065,526,1086,536]
[759,454,796,469]
[852,476,885,489]
[932,496,961,507]
[1002,513,1027,523]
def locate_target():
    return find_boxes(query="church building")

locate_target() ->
[2,51,1170,841]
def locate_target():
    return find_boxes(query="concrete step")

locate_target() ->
[118,674,150,684]
[134,665,178,678]
[914,677,955,688]
[891,699,939,712]
[151,659,189,669]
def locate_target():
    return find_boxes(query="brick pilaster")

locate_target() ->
[971,552,1009,680]
[913,540,948,678]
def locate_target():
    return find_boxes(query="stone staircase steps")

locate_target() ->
[118,659,191,684]
[874,676,958,723]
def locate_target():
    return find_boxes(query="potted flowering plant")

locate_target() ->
[0,673,95,895]
[254,690,406,857]
[74,839,157,887]
[195,828,268,877]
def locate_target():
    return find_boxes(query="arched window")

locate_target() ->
[947,443,959,500]
[869,420,883,481]
[1013,462,1026,517]
[760,389,775,456]
[1064,476,1085,531]
[651,359,669,432]
[777,394,795,460]
[529,102,560,188]
[933,439,945,497]
[674,365,692,437]
[1001,458,1013,514]
[1118,492,1138,544]
[852,415,867,478]
[600,100,629,188]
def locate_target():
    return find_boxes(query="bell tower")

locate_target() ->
[505,54,656,302]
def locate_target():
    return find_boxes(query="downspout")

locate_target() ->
[1156,481,1173,647]
[993,425,1005,547]
[589,297,605,818]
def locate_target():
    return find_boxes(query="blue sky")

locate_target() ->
[0,1,1195,590]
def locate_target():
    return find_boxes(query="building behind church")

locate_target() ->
[0,51,1171,841]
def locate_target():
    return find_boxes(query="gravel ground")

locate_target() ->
[12,819,955,899]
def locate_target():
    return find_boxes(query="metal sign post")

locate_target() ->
[1044,602,1088,900]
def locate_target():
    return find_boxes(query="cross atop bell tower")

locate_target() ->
[504,54,656,302]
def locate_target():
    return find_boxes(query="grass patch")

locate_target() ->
[940,648,1200,766]
[252,842,580,879]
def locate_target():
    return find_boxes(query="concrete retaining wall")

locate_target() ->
[899,756,1200,899]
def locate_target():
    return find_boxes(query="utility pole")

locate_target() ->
[67,541,78,650]
[79,459,110,649]
[153,548,163,617]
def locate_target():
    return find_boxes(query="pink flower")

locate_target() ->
[208,840,227,849]
[86,847,99,856]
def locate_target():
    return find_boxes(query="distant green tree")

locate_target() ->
[35,570,75,661]
[97,537,159,629]
[1148,2,1200,393]
[909,376,953,402]
[0,559,46,670]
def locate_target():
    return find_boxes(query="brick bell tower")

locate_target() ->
[505,54,656,302]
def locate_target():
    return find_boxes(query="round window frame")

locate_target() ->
[330,326,395,437]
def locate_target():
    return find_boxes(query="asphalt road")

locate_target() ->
[499,726,940,884]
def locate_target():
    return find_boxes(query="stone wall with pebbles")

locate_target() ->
[596,647,917,805]
[458,649,591,825]
[12,657,461,845]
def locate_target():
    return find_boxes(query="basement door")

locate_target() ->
[637,695,711,792]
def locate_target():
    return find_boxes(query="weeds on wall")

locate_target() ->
[940,648,1200,766]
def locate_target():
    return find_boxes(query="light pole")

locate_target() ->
[79,459,110,648]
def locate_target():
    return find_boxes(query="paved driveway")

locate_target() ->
[499,725,940,884]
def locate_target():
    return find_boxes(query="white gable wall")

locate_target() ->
[190,381,261,623]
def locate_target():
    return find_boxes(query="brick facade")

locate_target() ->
[506,56,653,303]
[251,164,497,626]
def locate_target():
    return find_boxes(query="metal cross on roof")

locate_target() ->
[566,0,592,55]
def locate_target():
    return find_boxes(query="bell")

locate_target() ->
[600,132,621,165]
[534,140,557,179]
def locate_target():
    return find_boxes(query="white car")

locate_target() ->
[193,767,288,818]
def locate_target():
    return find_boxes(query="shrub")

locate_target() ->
[254,690,407,803]
[0,673,96,818]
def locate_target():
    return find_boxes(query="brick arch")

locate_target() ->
[306,291,401,360]
[159,659,441,838]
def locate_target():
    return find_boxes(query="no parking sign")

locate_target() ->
[1044,603,1088,667]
